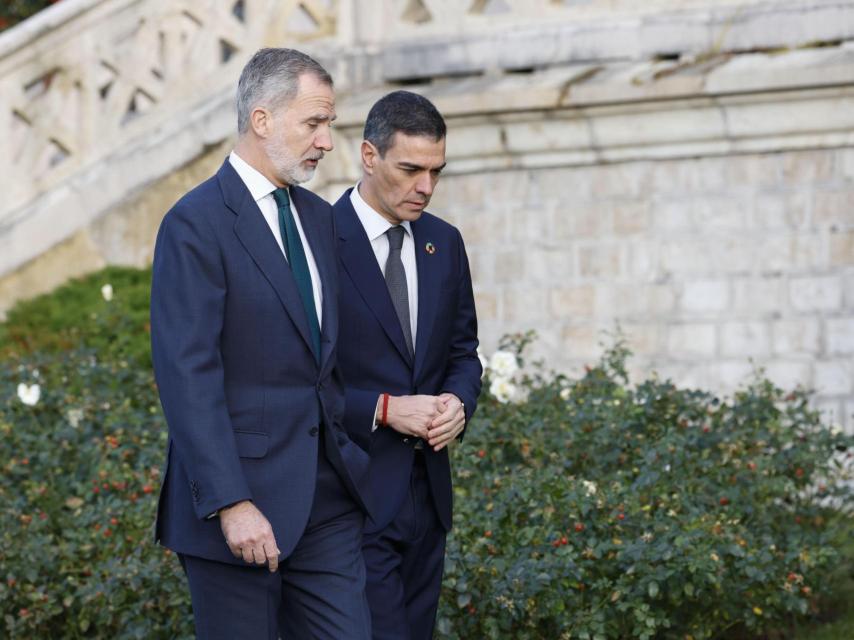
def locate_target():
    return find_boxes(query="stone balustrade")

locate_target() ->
[0,0,337,276]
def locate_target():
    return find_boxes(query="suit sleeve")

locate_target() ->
[150,204,252,520]
[440,228,483,440]
[341,387,380,452]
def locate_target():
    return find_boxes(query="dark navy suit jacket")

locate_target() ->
[150,160,370,565]
[333,188,482,533]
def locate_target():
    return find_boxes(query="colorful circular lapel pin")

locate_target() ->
[425,242,436,255]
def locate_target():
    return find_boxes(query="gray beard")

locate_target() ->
[265,140,316,185]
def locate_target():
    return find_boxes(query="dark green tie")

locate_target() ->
[272,188,321,363]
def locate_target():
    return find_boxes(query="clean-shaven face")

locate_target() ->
[362,132,446,225]
[263,72,336,185]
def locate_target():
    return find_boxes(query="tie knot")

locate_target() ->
[386,226,405,250]
[272,187,290,210]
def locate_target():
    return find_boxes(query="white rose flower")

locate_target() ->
[489,377,517,404]
[829,424,843,436]
[581,480,597,496]
[17,383,41,406]
[67,408,84,428]
[101,283,114,302]
[560,387,571,401]
[489,350,518,379]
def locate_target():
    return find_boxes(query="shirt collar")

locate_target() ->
[229,151,283,202]
[350,183,412,242]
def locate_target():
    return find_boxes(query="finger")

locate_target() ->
[432,419,464,448]
[252,545,267,566]
[241,546,254,565]
[430,429,454,448]
[228,542,242,559]
[265,543,280,573]
[430,408,458,428]
[430,409,462,433]
[427,422,452,441]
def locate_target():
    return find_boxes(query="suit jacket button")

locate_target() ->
[309,426,319,437]
[402,438,409,443]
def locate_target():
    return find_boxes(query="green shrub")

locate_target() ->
[0,350,193,638]
[438,335,854,639]
[0,266,152,367]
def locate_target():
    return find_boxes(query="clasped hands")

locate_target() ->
[382,392,465,452]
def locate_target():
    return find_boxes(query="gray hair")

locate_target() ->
[236,48,333,135]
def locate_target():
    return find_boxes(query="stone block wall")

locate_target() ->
[429,148,854,432]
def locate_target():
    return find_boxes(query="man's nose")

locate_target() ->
[315,127,333,152]
[415,173,435,196]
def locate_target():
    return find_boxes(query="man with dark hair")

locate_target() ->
[151,48,372,639]
[333,90,482,639]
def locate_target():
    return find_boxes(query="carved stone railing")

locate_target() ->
[0,0,337,276]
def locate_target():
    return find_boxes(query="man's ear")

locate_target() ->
[250,107,272,139]
[361,140,378,175]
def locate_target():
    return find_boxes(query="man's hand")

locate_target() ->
[219,500,280,572]
[384,395,446,439]
[427,393,465,452]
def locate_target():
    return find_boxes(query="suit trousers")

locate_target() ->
[362,451,447,640]
[179,429,371,640]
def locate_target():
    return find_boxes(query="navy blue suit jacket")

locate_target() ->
[150,161,370,565]
[333,189,482,532]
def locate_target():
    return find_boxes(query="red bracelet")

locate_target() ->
[381,393,390,427]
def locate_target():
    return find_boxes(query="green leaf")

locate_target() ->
[648,581,660,598]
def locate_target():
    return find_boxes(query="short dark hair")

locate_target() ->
[363,91,446,157]
[236,48,333,135]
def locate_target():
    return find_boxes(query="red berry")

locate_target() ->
[484,530,492,538]
[477,450,486,459]
[719,497,730,506]
[142,484,153,494]
[560,536,568,545]
[574,523,585,532]
[18,608,29,617]
[103,528,112,537]
[110,517,118,526]
[787,572,798,582]
[617,513,625,521]
[795,467,804,478]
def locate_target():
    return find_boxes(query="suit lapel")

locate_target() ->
[219,162,316,360]
[335,191,413,367]
[412,216,440,379]
[291,186,336,373]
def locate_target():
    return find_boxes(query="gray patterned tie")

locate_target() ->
[384,226,414,358]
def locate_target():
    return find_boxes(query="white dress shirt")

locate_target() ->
[350,184,418,346]
[229,151,323,327]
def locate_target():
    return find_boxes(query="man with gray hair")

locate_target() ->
[151,47,372,639]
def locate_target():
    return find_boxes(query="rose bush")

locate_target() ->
[438,335,854,639]
[1,269,852,638]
